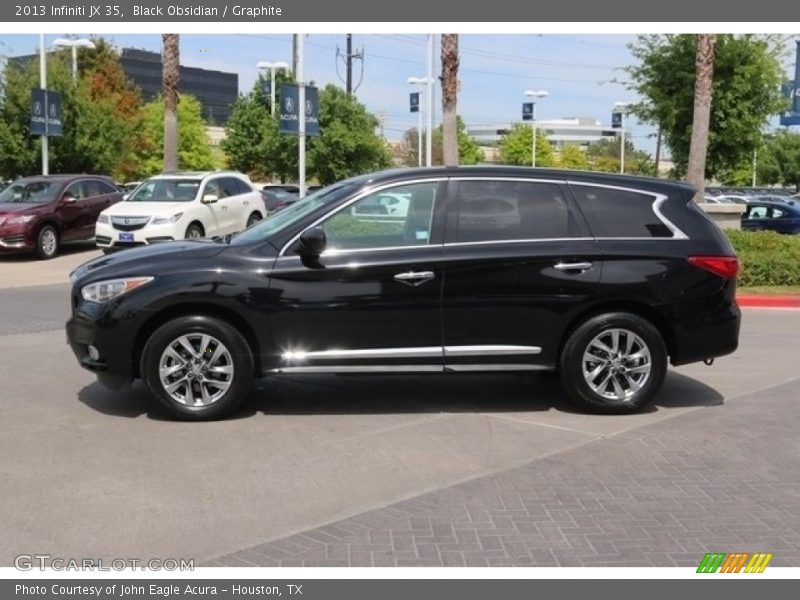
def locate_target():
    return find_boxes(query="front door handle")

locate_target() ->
[554,261,593,272]
[394,271,435,286]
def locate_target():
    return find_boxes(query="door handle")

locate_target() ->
[394,271,435,286]
[221,205,228,211]
[554,261,593,272]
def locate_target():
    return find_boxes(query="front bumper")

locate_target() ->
[0,225,33,250]
[95,221,179,249]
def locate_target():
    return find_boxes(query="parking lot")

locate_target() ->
[1,245,799,567]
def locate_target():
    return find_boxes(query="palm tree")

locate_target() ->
[440,34,459,167]
[686,34,715,198]
[162,34,180,171]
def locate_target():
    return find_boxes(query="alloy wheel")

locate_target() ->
[158,333,234,406]
[581,328,651,401]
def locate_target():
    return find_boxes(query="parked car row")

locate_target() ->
[0,171,274,259]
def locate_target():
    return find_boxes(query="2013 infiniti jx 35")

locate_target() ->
[66,167,740,420]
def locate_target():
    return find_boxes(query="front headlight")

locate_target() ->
[6,215,36,225]
[97,214,110,224]
[81,277,154,304]
[151,212,183,225]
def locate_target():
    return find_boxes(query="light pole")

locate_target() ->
[39,34,47,175]
[52,37,95,82]
[613,101,633,174]
[426,35,434,168]
[408,76,432,168]
[257,60,290,117]
[524,90,548,168]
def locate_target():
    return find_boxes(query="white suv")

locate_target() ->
[95,171,264,251]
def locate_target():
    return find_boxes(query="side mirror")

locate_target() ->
[296,226,326,257]
[122,193,130,201]
[202,193,219,204]
[62,194,77,204]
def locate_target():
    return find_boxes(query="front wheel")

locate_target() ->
[559,312,667,414]
[246,212,262,227]
[140,316,254,420]
[185,223,204,240]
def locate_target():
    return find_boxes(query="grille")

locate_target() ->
[111,216,150,231]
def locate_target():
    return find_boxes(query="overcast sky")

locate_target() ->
[2,33,797,157]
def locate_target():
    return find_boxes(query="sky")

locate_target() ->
[1,33,797,157]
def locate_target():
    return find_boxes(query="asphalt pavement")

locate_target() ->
[0,268,798,567]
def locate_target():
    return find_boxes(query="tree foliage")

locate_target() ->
[586,138,654,175]
[138,94,214,177]
[558,145,589,170]
[498,124,555,167]
[398,116,483,167]
[0,37,144,180]
[756,131,800,191]
[224,80,390,184]
[626,34,786,180]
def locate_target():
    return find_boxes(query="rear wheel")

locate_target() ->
[559,312,667,414]
[140,316,253,420]
[35,225,59,259]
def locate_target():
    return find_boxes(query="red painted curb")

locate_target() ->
[737,295,800,308]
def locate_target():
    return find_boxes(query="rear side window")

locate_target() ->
[455,180,577,242]
[571,185,672,238]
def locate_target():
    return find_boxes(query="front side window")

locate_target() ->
[746,205,769,219]
[454,180,575,242]
[219,178,242,199]
[64,182,85,200]
[320,182,438,251]
[571,185,672,238]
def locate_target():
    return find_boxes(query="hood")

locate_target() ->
[70,240,227,285]
[0,203,45,216]
[102,200,192,217]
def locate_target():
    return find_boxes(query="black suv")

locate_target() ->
[67,167,740,420]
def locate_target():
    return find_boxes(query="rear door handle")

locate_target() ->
[554,261,593,272]
[394,271,435,286]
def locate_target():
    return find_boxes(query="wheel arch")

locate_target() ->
[558,301,676,366]
[132,302,261,378]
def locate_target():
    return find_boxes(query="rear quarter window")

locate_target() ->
[571,184,672,238]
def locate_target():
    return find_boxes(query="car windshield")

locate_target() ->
[232,182,360,245]
[126,179,200,203]
[0,181,59,204]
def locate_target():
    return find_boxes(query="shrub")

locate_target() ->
[725,230,800,286]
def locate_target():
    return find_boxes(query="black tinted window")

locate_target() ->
[219,178,241,198]
[571,185,672,238]
[455,180,575,242]
[234,179,253,195]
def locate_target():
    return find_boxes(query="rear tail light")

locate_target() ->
[688,256,740,280]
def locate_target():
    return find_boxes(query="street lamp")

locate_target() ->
[408,76,432,168]
[257,60,290,117]
[613,101,633,174]
[524,90,548,168]
[52,37,95,82]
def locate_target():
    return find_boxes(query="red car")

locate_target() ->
[0,175,123,259]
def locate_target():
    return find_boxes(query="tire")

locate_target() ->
[35,225,59,259]
[559,312,667,414]
[246,212,262,227]
[140,316,254,420]
[185,223,204,240]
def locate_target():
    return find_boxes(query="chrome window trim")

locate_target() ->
[446,364,552,372]
[278,177,448,257]
[567,180,689,240]
[443,237,594,248]
[449,176,568,184]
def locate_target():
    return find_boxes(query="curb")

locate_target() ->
[737,294,800,308]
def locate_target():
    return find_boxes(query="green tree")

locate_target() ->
[558,145,589,170]
[757,131,800,191]
[626,34,785,180]
[498,124,555,167]
[430,116,483,165]
[308,85,391,184]
[0,37,143,180]
[137,95,213,177]
[585,138,654,175]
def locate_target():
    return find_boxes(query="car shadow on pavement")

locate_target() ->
[77,370,723,421]
[0,241,96,262]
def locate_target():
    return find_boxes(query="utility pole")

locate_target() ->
[346,34,353,95]
[426,35,434,167]
[292,34,298,76]
[39,33,48,175]
[297,35,306,198]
